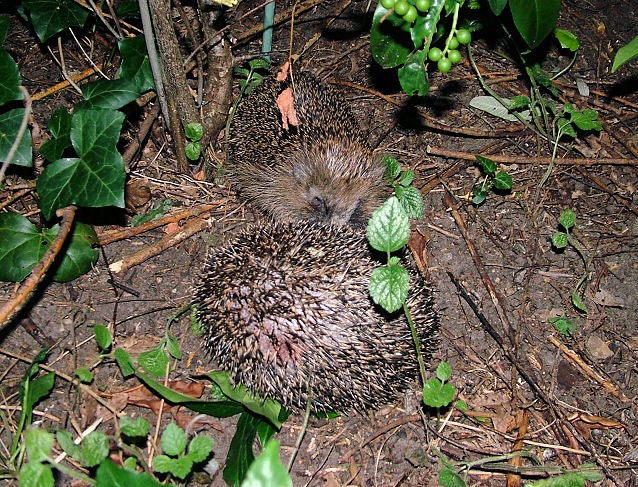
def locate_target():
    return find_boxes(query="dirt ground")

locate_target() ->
[1,0,637,485]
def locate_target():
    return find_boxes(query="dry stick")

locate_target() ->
[0,206,77,328]
[31,64,107,101]
[548,336,628,401]
[573,165,638,217]
[337,81,524,138]
[446,273,624,486]
[443,194,514,344]
[428,146,638,166]
[97,202,222,245]
[121,102,161,167]
[108,215,211,274]
[506,411,528,487]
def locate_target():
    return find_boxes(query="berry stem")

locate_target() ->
[442,2,461,57]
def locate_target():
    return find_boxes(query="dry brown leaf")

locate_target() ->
[164,222,180,234]
[277,87,299,131]
[193,170,205,181]
[276,62,290,82]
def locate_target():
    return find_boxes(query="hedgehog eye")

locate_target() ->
[311,196,327,215]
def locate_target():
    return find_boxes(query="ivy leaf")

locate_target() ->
[77,79,140,111]
[0,108,33,167]
[475,155,497,175]
[40,107,72,162]
[22,0,88,42]
[0,27,22,104]
[118,35,155,93]
[493,170,513,190]
[398,49,429,96]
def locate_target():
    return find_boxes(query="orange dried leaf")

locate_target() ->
[277,87,299,130]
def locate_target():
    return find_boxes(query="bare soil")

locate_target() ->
[1,0,637,485]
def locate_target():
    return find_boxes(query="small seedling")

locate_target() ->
[185,122,204,160]
[152,423,214,481]
[422,361,456,418]
[382,154,424,219]
[472,155,512,205]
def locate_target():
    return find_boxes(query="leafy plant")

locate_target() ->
[612,35,638,73]
[551,209,590,319]
[185,122,204,161]
[471,155,512,205]
[152,423,214,481]
[422,361,455,410]
[383,155,424,219]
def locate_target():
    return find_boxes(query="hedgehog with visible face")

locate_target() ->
[227,72,386,226]
[194,221,439,412]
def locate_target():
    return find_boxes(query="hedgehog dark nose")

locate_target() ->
[311,196,332,219]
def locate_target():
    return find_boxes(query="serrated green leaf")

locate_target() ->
[0,45,22,105]
[113,348,135,377]
[475,155,497,175]
[388,256,400,266]
[235,67,250,77]
[18,461,54,487]
[185,141,201,160]
[120,415,149,438]
[94,324,112,352]
[367,197,410,253]
[37,109,126,220]
[187,435,214,463]
[25,428,54,463]
[571,292,588,313]
[399,169,414,186]
[398,185,424,220]
[185,123,204,141]
[557,117,577,138]
[123,457,138,470]
[369,264,409,313]
[558,209,575,230]
[549,315,573,336]
[161,423,187,456]
[398,49,429,96]
[74,367,93,383]
[138,348,169,377]
[554,28,579,52]
[168,456,193,479]
[152,454,172,473]
[509,0,561,49]
[23,0,88,42]
[438,467,467,487]
[56,430,81,459]
[493,170,513,190]
[551,232,568,249]
[96,459,164,486]
[118,35,154,93]
[508,95,531,110]
[80,431,109,467]
[0,108,33,167]
[248,57,271,70]
[165,334,182,360]
[422,377,455,408]
[612,34,638,73]
[382,154,401,180]
[370,4,412,68]
[569,108,601,132]
[436,361,452,382]
[242,439,292,487]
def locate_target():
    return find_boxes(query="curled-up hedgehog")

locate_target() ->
[227,72,386,226]
[194,221,439,412]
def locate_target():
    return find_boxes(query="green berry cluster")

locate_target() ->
[381,0,429,25]
[427,28,471,72]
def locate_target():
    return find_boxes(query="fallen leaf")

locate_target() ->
[277,87,299,130]
[592,289,624,308]
[276,62,290,81]
[164,222,180,234]
[194,170,205,181]
[585,335,613,360]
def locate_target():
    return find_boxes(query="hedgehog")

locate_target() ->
[194,220,438,412]
[227,72,386,226]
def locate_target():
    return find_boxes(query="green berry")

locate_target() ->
[428,47,442,62]
[403,5,418,22]
[437,57,451,72]
[415,0,430,12]
[448,49,462,63]
[448,37,459,50]
[380,0,395,9]
[394,0,409,15]
[456,28,471,45]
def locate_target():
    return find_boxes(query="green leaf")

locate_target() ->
[549,315,573,337]
[509,0,561,49]
[551,231,567,249]
[436,361,452,382]
[554,29,579,52]
[25,428,54,463]
[398,186,424,220]
[18,462,54,487]
[0,212,48,282]
[152,455,172,473]
[119,415,149,438]
[208,371,284,428]
[398,50,429,96]
[558,209,575,230]
[0,16,8,44]
[118,35,154,93]
[123,457,138,470]
[56,430,81,459]
[455,400,468,411]
[256,420,278,448]
[81,431,109,467]
[168,456,193,479]
[557,117,577,138]
[486,0,507,15]
[187,435,214,463]
[96,459,164,487]
[370,4,412,68]
[138,348,169,377]
[369,264,409,313]
[37,109,126,220]
[399,169,414,186]
[569,108,602,132]
[475,155,497,175]
[469,96,531,122]
[493,170,513,190]
[367,197,410,253]
[161,423,187,456]
[438,467,467,487]
[40,107,72,162]
[74,368,93,383]
[27,373,55,411]
[508,95,531,110]
[117,0,140,19]
[0,42,22,105]
[472,191,487,205]
[185,123,204,142]
[242,439,292,487]
[612,34,638,72]
[77,79,140,111]
[248,57,271,70]
[0,108,33,167]
[224,412,259,486]
[165,334,182,360]
[571,292,588,313]
[130,199,173,228]
[94,324,112,352]
[185,141,201,160]
[422,378,455,408]
[113,348,135,377]
[527,472,589,486]
[44,222,99,282]
[22,0,89,42]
